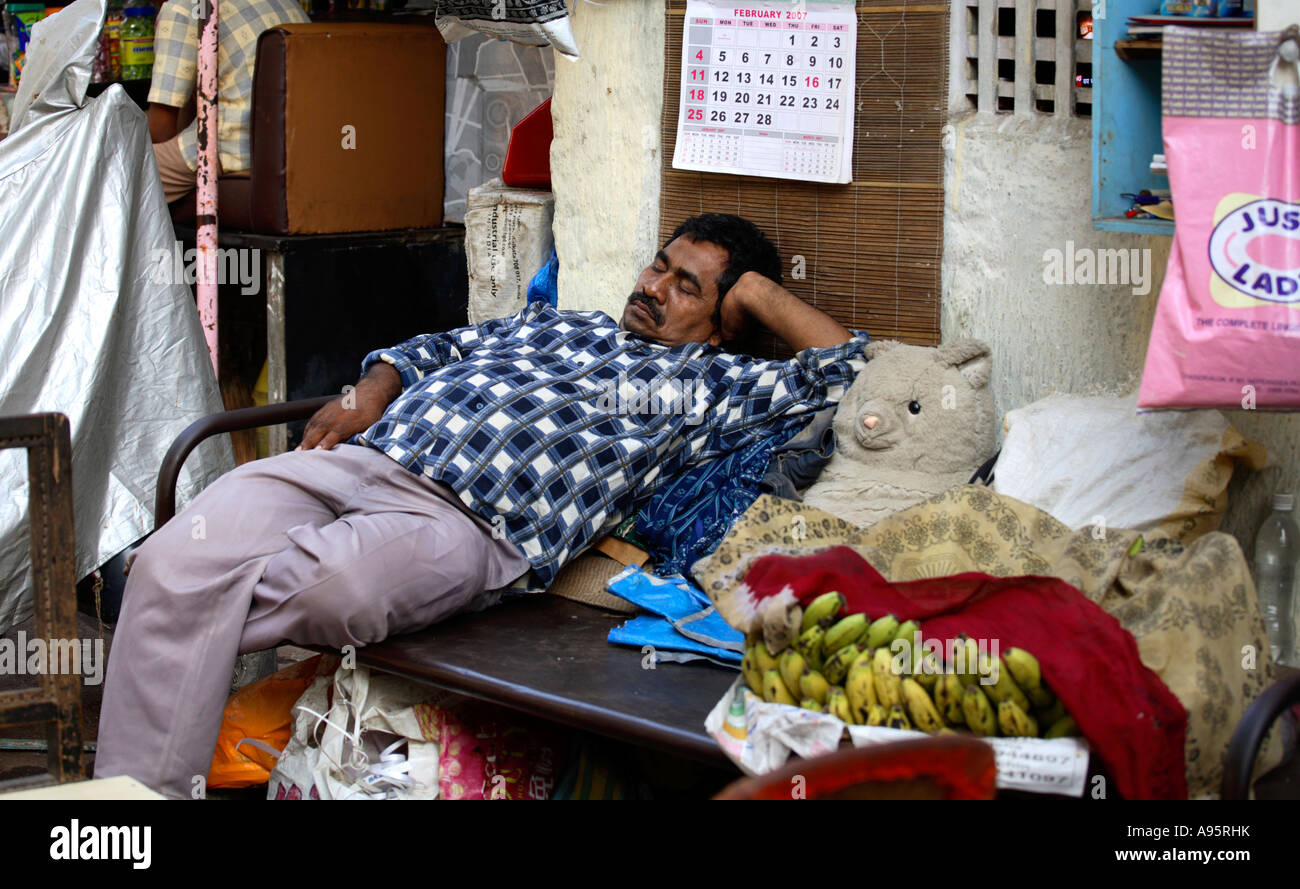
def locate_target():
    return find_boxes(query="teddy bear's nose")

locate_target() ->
[862,415,879,430]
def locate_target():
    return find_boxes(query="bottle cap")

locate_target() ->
[1274,493,1294,511]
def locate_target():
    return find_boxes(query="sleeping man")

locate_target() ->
[94,213,870,798]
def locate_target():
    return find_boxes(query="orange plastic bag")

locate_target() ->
[208,654,338,789]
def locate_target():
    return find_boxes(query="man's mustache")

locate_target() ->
[628,291,663,325]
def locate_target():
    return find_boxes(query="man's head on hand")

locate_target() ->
[622,213,782,348]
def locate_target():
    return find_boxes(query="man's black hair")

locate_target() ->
[667,214,782,327]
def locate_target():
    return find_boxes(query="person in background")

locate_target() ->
[147,0,309,203]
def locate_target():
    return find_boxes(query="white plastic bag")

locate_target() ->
[269,664,459,800]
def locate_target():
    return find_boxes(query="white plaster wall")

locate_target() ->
[551,0,666,319]
[941,114,1167,416]
[941,121,1299,556]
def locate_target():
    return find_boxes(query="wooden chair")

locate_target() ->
[1221,667,1300,800]
[0,414,84,790]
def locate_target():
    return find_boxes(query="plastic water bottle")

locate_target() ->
[1253,493,1298,665]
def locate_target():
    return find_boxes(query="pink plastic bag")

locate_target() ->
[1139,27,1300,410]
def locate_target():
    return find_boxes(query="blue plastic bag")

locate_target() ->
[604,566,743,665]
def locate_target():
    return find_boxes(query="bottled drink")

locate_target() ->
[105,3,125,81]
[1253,493,1298,666]
[119,6,155,82]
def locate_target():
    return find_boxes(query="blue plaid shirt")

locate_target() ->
[354,302,868,587]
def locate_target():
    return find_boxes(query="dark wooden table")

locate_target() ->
[350,594,740,768]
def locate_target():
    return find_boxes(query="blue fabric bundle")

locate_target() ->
[632,433,779,576]
[604,566,743,666]
[632,406,838,575]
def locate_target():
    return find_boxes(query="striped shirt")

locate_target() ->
[353,302,869,587]
[148,0,310,173]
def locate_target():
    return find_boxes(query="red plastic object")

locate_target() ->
[713,735,998,800]
[502,98,553,189]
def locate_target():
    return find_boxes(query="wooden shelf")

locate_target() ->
[1094,215,1175,236]
[1114,39,1163,60]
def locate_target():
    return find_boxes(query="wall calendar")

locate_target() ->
[672,0,857,184]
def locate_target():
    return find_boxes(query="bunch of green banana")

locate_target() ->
[982,657,1031,712]
[845,655,878,723]
[961,684,998,736]
[1002,647,1056,708]
[741,646,764,695]
[933,672,966,726]
[746,626,1085,745]
[911,646,941,690]
[801,591,848,633]
[885,706,911,730]
[891,619,921,647]
[825,687,853,723]
[871,647,904,710]
[793,625,826,672]
[901,678,946,733]
[996,700,1038,738]
[822,613,869,655]
[779,648,807,699]
[865,614,901,650]
[952,634,986,688]
[763,669,798,705]
[822,642,861,685]
[799,668,830,705]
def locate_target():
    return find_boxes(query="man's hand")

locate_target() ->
[719,271,853,352]
[297,363,402,451]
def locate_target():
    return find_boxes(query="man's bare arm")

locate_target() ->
[148,103,180,144]
[719,271,852,352]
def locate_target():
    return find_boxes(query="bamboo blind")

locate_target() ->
[660,0,949,357]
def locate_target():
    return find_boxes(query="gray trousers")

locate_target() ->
[94,443,531,799]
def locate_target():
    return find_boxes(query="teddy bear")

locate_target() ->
[801,338,996,529]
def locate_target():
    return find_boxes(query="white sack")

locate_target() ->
[990,392,1233,535]
[464,177,554,323]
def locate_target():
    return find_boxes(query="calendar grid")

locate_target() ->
[672,0,857,184]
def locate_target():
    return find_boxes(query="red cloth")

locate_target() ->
[744,546,1187,799]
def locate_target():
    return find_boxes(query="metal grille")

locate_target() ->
[962,0,1094,115]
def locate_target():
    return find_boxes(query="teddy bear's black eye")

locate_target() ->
[908,400,921,415]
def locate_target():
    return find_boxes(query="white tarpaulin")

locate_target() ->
[0,0,233,632]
